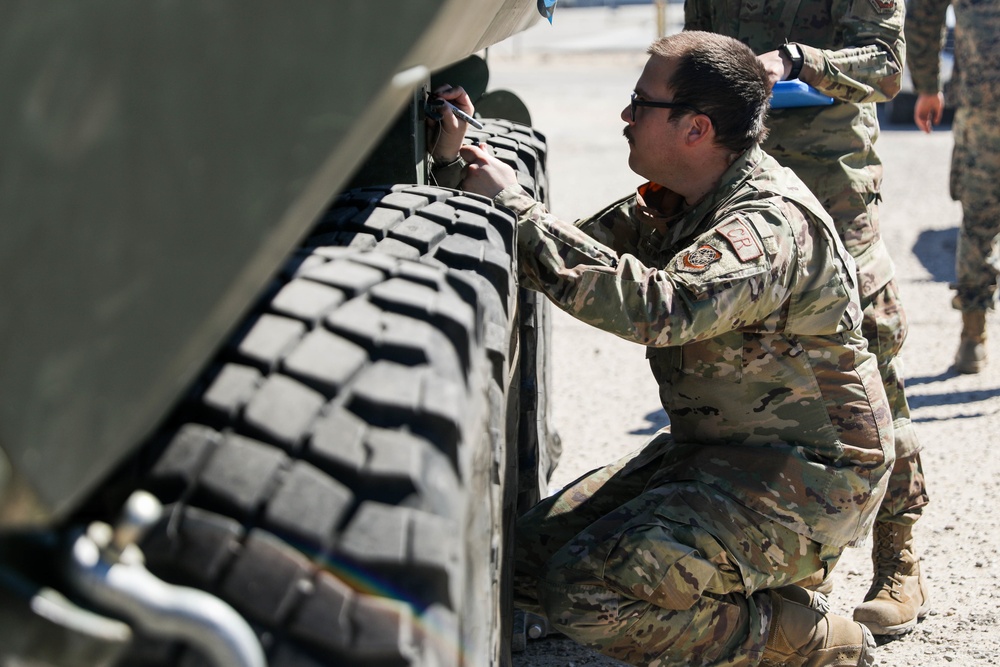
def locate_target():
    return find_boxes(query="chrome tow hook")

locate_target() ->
[65,491,267,667]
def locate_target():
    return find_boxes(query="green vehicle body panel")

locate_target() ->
[0,0,542,525]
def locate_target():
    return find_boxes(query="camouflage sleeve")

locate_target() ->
[496,185,792,347]
[905,0,950,94]
[797,0,906,103]
[573,194,643,253]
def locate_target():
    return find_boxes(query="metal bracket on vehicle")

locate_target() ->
[65,491,267,667]
[0,566,132,666]
[511,609,552,653]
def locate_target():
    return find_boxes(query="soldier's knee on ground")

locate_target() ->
[536,579,621,641]
[536,578,755,666]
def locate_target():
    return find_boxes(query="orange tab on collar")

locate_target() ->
[717,219,762,262]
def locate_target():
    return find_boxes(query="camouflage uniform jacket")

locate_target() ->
[685,0,906,298]
[908,0,1000,108]
[497,145,893,547]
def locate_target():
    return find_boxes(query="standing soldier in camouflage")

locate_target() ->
[909,0,1000,374]
[685,0,931,637]
[436,31,891,667]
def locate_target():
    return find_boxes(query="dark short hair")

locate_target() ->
[647,31,770,153]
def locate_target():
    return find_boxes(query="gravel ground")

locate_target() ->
[486,7,1000,666]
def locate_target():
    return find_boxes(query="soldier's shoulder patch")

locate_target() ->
[716,218,763,263]
[678,244,723,272]
[867,0,895,14]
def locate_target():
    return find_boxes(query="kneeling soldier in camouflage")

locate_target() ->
[437,30,892,667]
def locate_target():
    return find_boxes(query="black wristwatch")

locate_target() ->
[780,42,804,81]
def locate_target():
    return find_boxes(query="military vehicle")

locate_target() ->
[0,2,559,665]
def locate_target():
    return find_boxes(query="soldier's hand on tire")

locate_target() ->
[459,142,518,199]
[426,84,476,163]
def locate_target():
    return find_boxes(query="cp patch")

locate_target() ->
[867,0,895,14]
[680,244,723,272]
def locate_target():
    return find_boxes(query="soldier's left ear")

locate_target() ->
[685,113,714,146]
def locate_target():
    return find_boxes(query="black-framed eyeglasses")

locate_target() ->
[629,92,710,124]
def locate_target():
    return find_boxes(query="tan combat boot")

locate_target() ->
[954,309,987,374]
[761,591,877,667]
[773,584,830,614]
[853,522,929,636]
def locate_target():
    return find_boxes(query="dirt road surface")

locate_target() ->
[487,6,1000,666]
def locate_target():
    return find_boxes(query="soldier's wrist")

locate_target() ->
[493,184,534,214]
[430,155,467,189]
[795,44,823,85]
[780,42,804,81]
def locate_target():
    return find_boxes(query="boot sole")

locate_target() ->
[805,623,879,667]
[857,602,930,637]
[859,624,878,667]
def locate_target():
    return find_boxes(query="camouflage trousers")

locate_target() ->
[950,107,1000,312]
[513,437,843,667]
[859,278,929,525]
[822,178,928,525]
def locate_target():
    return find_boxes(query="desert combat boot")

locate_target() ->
[954,309,987,374]
[761,590,877,667]
[853,522,930,636]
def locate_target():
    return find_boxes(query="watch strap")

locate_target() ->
[780,42,804,81]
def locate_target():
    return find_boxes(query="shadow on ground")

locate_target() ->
[903,369,1000,421]
[912,227,958,284]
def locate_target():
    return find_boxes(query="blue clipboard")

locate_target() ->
[770,80,834,109]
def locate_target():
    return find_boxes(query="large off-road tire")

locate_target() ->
[96,186,525,667]
[86,108,556,665]
[466,118,549,206]
[466,119,560,508]
[321,116,561,505]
